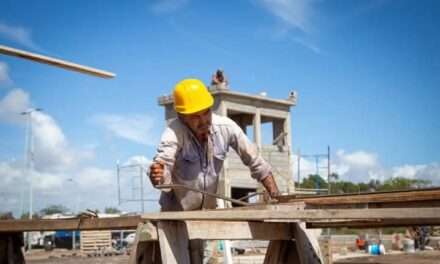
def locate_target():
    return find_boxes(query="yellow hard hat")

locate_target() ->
[173,79,214,114]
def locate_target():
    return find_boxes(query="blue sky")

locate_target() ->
[0,0,439,215]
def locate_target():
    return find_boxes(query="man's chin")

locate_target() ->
[197,132,210,141]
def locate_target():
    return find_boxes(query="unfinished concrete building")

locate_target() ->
[158,84,297,202]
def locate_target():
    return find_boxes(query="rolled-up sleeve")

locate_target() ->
[228,121,272,181]
[152,126,180,185]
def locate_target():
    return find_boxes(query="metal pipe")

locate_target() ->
[155,184,251,206]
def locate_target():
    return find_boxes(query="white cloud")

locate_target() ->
[392,164,425,179]
[257,0,313,33]
[391,163,440,185]
[294,150,380,183]
[291,36,321,54]
[333,149,383,182]
[93,114,159,146]
[295,149,440,186]
[151,0,189,14]
[0,88,31,124]
[32,111,94,172]
[0,61,11,84]
[32,170,65,190]
[123,155,152,167]
[0,90,91,171]
[76,167,114,189]
[0,90,158,216]
[0,161,24,186]
[256,0,321,54]
[0,22,39,50]
[337,150,378,168]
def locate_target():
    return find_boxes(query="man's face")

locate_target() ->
[180,108,212,142]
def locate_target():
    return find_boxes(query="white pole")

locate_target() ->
[21,108,42,251]
[24,112,31,250]
[218,200,233,264]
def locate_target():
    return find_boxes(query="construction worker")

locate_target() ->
[148,78,279,262]
[149,78,279,210]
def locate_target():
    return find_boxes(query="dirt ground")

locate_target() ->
[24,248,440,264]
[25,249,129,264]
[27,255,129,264]
[335,251,440,264]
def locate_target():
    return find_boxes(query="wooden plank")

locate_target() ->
[0,216,141,232]
[307,218,440,229]
[142,207,440,221]
[264,240,301,264]
[0,45,115,79]
[185,221,292,240]
[157,221,190,264]
[293,223,323,263]
[279,188,440,206]
[128,223,143,264]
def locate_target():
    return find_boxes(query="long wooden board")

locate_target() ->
[279,188,440,208]
[142,207,440,221]
[0,216,141,232]
[306,218,440,228]
[0,45,115,79]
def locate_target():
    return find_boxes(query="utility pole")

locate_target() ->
[21,108,42,251]
[139,166,145,213]
[298,146,331,194]
[117,160,121,205]
[297,149,301,186]
[67,178,80,250]
[327,145,331,194]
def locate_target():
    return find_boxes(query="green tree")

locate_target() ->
[378,177,431,191]
[104,207,121,214]
[300,174,328,190]
[40,205,69,216]
[0,211,14,220]
[20,212,41,219]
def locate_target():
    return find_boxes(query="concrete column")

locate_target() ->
[254,109,261,150]
[218,101,227,117]
[218,102,231,202]
[285,111,295,193]
[284,112,292,150]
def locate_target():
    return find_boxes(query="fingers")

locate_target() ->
[149,161,165,186]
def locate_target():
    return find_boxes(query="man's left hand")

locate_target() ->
[261,173,280,199]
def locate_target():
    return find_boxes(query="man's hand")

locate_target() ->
[261,173,280,199]
[149,161,165,186]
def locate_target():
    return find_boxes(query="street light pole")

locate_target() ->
[67,178,80,250]
[21,108,42,251]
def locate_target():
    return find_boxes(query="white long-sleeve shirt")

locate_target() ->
[152,114,271,211]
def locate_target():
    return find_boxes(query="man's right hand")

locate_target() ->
[149,161,165,186]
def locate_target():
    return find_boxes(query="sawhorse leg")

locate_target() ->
[264,223,323,264]
[129,221,203,264]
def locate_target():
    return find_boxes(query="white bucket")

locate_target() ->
[403,239,415,253]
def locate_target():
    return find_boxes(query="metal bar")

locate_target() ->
[123,199,157,202]
[155,184,251,206]
[0,45,115,79]
[237,191,264,201]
